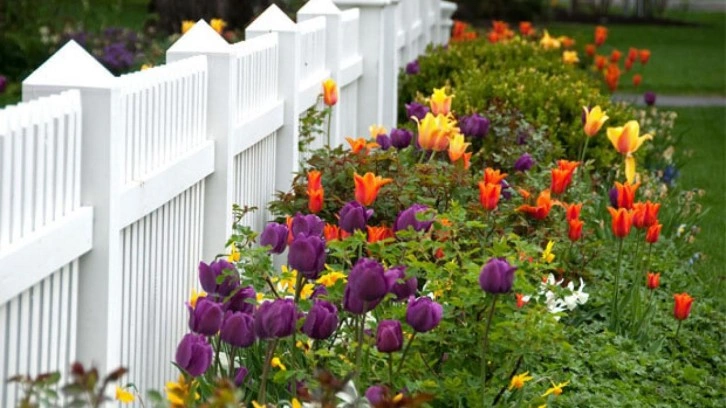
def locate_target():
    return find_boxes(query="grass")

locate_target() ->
[546,12,726,95]
[669,106,726,298]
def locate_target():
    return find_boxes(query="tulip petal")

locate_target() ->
[625,156,636,184]
[607,126,623,151]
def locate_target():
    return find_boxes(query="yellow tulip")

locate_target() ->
[413,113,451,152]
[181,20,195,34]
[562,50,579,64]
[429,87,453,116]
[369,124,387,139]
[447,131,470,162]
[210,18,227,34]
[607,121,653,183]
[583,106,609,137]
[322,78,338,106]
[540,30,561,49]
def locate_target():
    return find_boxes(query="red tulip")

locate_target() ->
[646,272,660,290]
[608,207,633,238]
[673,293,694,320]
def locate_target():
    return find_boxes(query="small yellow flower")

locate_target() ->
[540,30,561,49]
[509,371,534,390]
[542,241,555,263]
[115,386,134,403]
[166,375,199,407]
[228,245,240,262]
[189,288,206,309]
[300,283,315,299]
[562,50,579,65]
[542,380,570,397]
[317,271,347,287]
[181,20,195,34]
[292,398,302,408]
[256,292,266,303]
[140,64,153,71]
[210,18,227,34]
[251,402,266,408]
[392,393,405,403]
[271,357,286,371]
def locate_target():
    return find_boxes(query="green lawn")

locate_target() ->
[547,12,726,95]
[671,106,726,299]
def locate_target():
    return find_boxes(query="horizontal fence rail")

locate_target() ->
[1,0,455,404]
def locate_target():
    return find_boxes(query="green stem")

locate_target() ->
[388,353,394,387]
[395,332,417,376]
[675,320,683,338]
[611,238,625,331]
[228,346,237,379]
[326,108,332,147]
[579,136,591,165]
[481,295,498,406]
[354,308,367,378]
[257,339,279,403]
[214,335,222,377]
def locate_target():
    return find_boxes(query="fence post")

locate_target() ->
[246,5,301,196]
[333,0,397,132]
[440,1,456,45]
[167,21,234,261]
[297,0,343,147]
[22,41,124,374]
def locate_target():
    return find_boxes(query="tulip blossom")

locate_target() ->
[517,189,554,220]
[639,49,651,65]
[322,78,338,106]
[181,20,195,34]
[564,202,582,221]
[288,234,326,279]
[484,167,508,185]
[594,26,608,46]
[338,201,373,233]
[560,36,575,48]
[542,241,555,263]
[324,223,341,241]
[175,333,213,377]
[376,320,404,353]
[254,299,297,339]
[365,385,389,405]
[290,213,324,237]
[414,112,454,151]
[610,49,622,63]
[550,160,579,195]
[234,367,249,387]
[607,121,653,183]
[594,55,607,70]
[307,170,321,190]
[220,311,256,347]
[198,259,239,297]
[459,113,490,138]
[583,105,609,137]
[448,132,470,163]
[347,258,397,302]
[116,387,134,403]
[302,300,338,340]
[390,266,418,300]
[625,58,634,71]
[487,31,500,44]
[515,293,530,308]
[540,30,561,49]
[562,50,579,64]
[613,181,640,210]
[405,102,430,121]
[478,181,501,211]
[673,293,694,320]
[646,272,660,290]
[514,153,535,172]
[632,74,642,88]
[394,204,433,233]
[210,18,227,34]
[627,47,638,62]
[260,222,289,253]
[390,128,413,149]
[429,87,453,116]
[354,172,393,206]
[646,222,662,243]
[225,285,256,314]
[376,134,392,150]
[642,201,660,226]
[568,218,584,242]
[343,285,381,314]
[632,203,647,229]
[585,43,596,57]
[604,63,621,92]
[405,60,420,75]
[346,137,377,154]
[479,258,516,294]
[308,188,323,214]
[406,296,443,332]
[367,225,394,244]
[519,21,535,36]
[608,207,633,238]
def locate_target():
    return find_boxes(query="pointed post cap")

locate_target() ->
[298,0,342,16]
[246,4,297,35]
[333,0,392,7]
[24,40,114,89]
[168,19,231,55]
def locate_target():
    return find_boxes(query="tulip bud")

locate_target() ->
[644,91,656,106]
[646,222,662,244]
[568,218,584,242]
[479,258,516,294]
[188,297,223,336]
[394,204,433,233]
[302,300,339,340]
[405,60,420,75]
[234,366,249,386]
[390,128,413,149]
[339,201,373,233]
[646,272,660,290]
[514,153,535,172]
[376,134,392,150]
[343,285,381,315]
[198,259,239,297]
[290,213,324,237]
[376,320,404,353]
[389,266,418,300]
[406,297,443,333]
[260,223,289,254]
[405,102,430,121]
[459,113,490,138]
[322,79,338,106]
[365,385,389,404]
[673,293,694,321]
[311,285,329,300]
[347,258,397,302]
[254,299,297,339]
[288,234,326,279]
[220,311,256,348]
[175,333,213,377]
[225,285,256,314]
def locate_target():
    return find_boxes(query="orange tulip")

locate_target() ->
[462,152,472,170]
[346,137,377,154]
[322,78,338,106]
[484,168,508,185]
[585,44,596,57]
[550,160,579,195]
[354,172,392,206]
[413,112,453,152]
[604,63,621,92]
[448,132,470,163]
[646,222,662,244]
[627,47,638,62]
[517,188,531,200]
[565,202,582,221]
[594,55,607,71]
[624,58,634,71]
[646,272,660,290]
[643,201,660,226]
[594,26,608,46]
[493,20,509,34]
[487,31,500,44]
[324,223,341,241]
[673,293,694,320]
[478,181,502,211]
[607,207,633,238]
[614,181,640,210]
[367,225,393,244]
[517,189,554,220]
[515,293,528,308]
[308,187,324,214]
[631,203,647,229]
[519,21,534,37]
[568,218,584,242]
[561,36,575,48]
[639,49,651,65]
[307,170,322,191]
[632,74,642,88]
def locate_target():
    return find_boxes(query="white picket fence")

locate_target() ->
[0,0,457,403]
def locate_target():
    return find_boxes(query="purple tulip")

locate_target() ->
[234,366,249,386]
[225,285,256,314]
[188,297,224,336]
[260,222,288,254]
[390,128,413,149]
[406,297,443,333]
[609,187,619,208]
[459,113,490,138]
[376,133,392,150]
[365,385,389,404]
[311,285,328,299]
[347,258,397,302]
[394,204,433,233]
[389,266,417,300]
[198,260,239,297]
[514,153,534,172]
[376,320,403,353]
[501,180,512,200]
[175,333,213,377]
[0,75,7,94]
[339,201,373,233]
[290,213,324,237]
[254,299,297,339]
[220,311,256,347]
[405,60,420,75]
[302,300,339,340]
[644,91,656,106]
[405,102,430,121]
[479,258,516,294]
[343,285,381,315]
[288,234,326,279]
